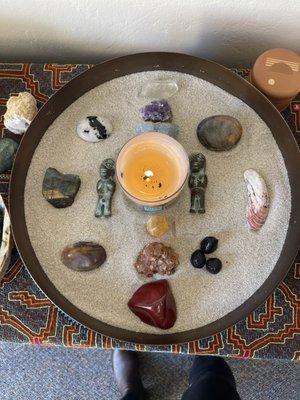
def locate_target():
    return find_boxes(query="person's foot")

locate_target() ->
[189,355,236,388]
[112,349,146,399]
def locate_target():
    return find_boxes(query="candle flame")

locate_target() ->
[143,170,154,182]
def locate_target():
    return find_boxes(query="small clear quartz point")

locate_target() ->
[139,80,179,99]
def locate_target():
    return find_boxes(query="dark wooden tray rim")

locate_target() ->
[9,53,300,345]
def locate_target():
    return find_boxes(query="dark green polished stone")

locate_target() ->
[0,138,18,173]
[61,241,107,271]
[42,167,81,208]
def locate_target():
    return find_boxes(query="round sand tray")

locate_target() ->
[10,53,300,345]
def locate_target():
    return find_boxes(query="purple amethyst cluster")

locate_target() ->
[140,100,172,122]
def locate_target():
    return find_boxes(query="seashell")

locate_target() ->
[0,195,13,281]
[77,116,112,142]
[244,169,269,231]
[4,92,37,134]
[197,115,242,151]
[61,242,107,271]
[42,167,81,208]
[128,279,177,329]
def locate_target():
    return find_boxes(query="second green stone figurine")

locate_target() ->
[189,153,207,213]
[95,158,116,218]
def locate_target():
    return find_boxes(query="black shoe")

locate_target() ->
[112,349,146,399]
[189,356,236,387]
[182,356,240,400]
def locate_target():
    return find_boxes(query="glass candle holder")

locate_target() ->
[116,132,189,212]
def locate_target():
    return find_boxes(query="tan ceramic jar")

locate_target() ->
[250,48,300,111]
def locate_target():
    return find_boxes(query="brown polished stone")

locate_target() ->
[61,241,106,271]
[128,279,177,330]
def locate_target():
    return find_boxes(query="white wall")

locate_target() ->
[0,0,299,67]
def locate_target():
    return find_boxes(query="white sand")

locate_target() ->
[24,71,291,334]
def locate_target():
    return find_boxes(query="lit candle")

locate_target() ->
[116,132,189,211]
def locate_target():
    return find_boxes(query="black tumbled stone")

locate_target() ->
[200,236,218,254]
[190,249,206,269]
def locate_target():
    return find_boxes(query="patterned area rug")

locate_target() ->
[0,64,299,359]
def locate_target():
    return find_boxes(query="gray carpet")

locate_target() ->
[0,342,298,399]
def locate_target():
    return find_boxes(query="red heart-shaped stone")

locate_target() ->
[128,279,176,330]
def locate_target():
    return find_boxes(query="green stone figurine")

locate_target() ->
[95,158,116,218]
[189,153,207,213]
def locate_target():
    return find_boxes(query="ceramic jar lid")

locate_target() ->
[250,48,300,108]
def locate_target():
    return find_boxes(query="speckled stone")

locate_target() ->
[135,122,179,138]
[77,116,112,142]
[0,138,18,173]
